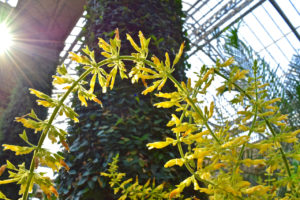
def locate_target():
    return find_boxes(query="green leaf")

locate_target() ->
[29,89,51,100]
[82,46,95,62]
[63,105,79,122]
[6,160,17,171]
[115,118,123,126]
[0,190,10,200]
[230,98,241,104]
[19,130,29,144]
[0,178,18,185]
[29,109,38,119]
[2,145,35,155]
[57,64,67,75]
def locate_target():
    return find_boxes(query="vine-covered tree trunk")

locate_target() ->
[56,0,201,199]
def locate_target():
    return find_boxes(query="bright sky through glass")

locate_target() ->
[183,0,299,76]
[0,23,13,54]
[182,0,299,142]
[0,0,18,7]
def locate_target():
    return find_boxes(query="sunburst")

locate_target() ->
[0,23,13,54]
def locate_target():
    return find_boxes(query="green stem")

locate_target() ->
[118,56,260,199]
[176,133,195,173]
[175,132,223,194]
[119,55,201,178]
[165,73,243,199]
[214,69,292,178]
[176,107,196,174]
[233,67,259,176]
[167,74,221,145]
[266,119,292,177]
[22,59,112,200]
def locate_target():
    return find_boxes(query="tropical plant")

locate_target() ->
[0,30,299,200]
[221,25,284,98]
[100,154,169,200]
[205,25,287,142]
[220,27,300,131]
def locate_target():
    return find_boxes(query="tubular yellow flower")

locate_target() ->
[164,158,184,168]
[146,138,174,150]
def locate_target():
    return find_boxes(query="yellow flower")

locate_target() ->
[146,138,174,150]
[0,164,6,177]
[243,159,266,167]
[169,188,181,199]
[200,172,211,180]
[221,136,249,148]
[244,185,270,195]
[173,42,184,66]
[164,158,184,168]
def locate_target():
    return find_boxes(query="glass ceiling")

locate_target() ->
[182,0,299,76]
[181,0,299,142]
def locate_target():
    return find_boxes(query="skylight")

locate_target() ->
[0,0,18,7]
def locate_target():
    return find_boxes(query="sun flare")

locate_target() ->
[0,23,13,54]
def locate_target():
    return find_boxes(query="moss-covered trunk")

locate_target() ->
[56,0,194,199]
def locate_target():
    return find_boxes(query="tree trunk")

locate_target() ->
[56,0,199,199]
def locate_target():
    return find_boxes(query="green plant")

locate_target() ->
[0,30,299,200]
[222,26,284,99]
[56,1,190,198]
[100,154,169,200]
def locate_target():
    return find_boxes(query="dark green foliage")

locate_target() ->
[56,0,198,199]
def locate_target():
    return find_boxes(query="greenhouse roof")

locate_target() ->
[182,0,299,76]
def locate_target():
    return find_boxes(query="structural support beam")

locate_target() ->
[189,0,266,57]
[268,0,300,42]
